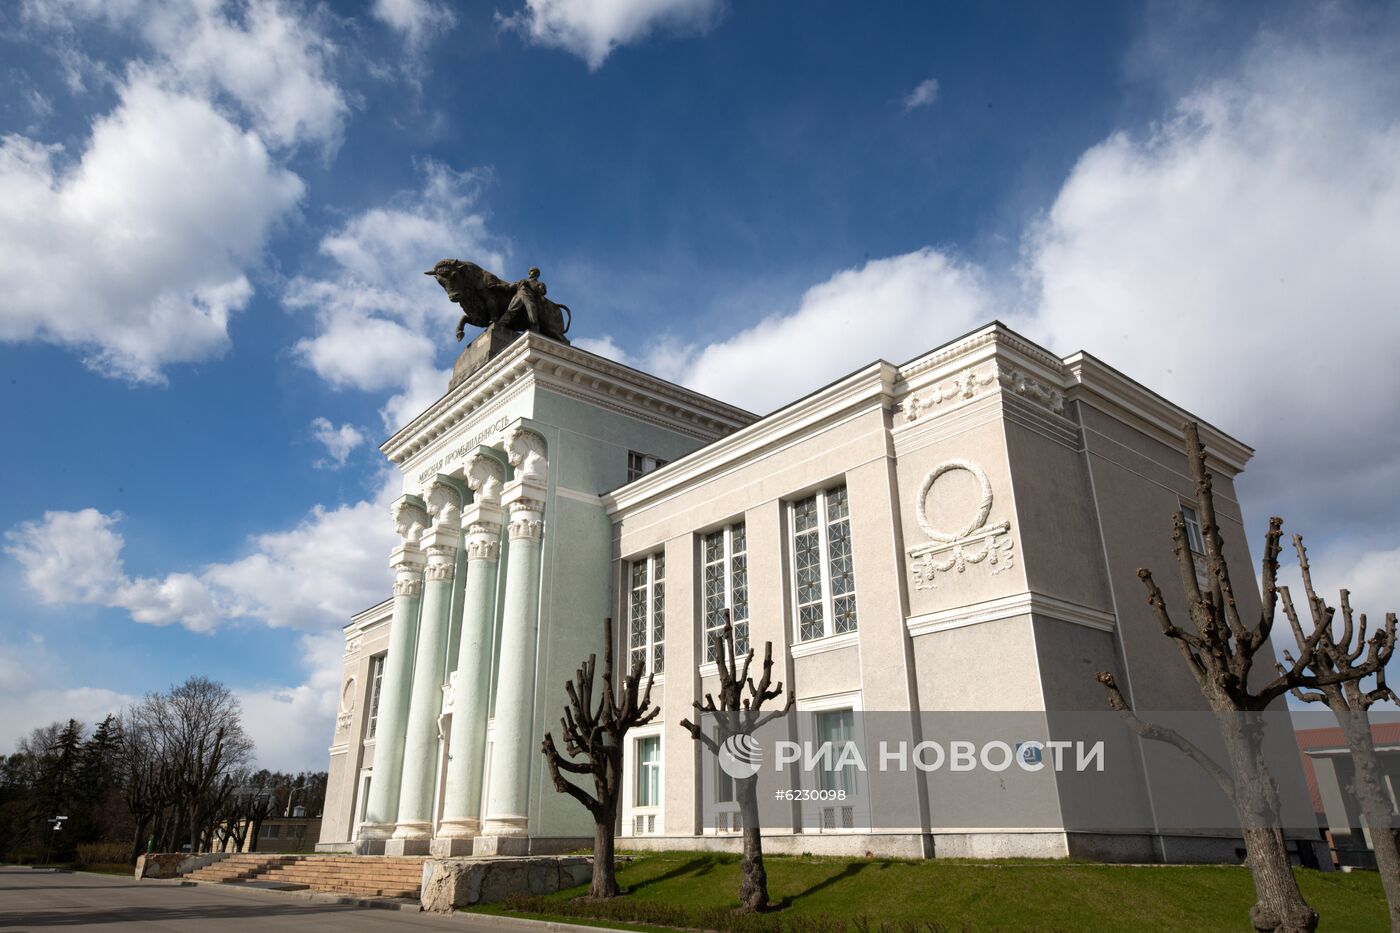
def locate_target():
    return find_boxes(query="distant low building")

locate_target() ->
[1296,724,1400,868]
[212,816,322,854]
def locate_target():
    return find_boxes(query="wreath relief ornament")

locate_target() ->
[907,459,1015,589]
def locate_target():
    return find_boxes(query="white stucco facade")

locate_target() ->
[316,322,1321,864]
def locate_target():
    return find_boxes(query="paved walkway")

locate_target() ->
[0,867,609,932]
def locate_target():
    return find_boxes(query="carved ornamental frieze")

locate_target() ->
[906,459,1015,589]
[336,676,356,733]
[900,362,1065,423]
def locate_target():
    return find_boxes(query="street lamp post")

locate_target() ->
[44,815,68,865]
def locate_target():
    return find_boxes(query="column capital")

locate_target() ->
[422,534,458,583]
[464,520,503,562]
[506,497,545,542]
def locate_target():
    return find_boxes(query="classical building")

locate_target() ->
[317,321,1320,863]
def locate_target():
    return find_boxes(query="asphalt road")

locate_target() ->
[0,867,598,932]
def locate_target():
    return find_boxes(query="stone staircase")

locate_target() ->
[184,854,298,884]
[185,854,427,900]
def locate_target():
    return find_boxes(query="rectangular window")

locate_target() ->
[366,654,385,739]
[628,554,665,675]
[702,522,749,661]
[1180,504,1205,555]
[816,709,857,794]
[627,451,670,482]
[635,736,661,807]
[791,484,857,642]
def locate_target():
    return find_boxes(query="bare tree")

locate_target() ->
[117,702,176,862]
[1096,422,1392,933]
[541,617,658,898]
[118,677,252,856]
[679,612,793,913]
[159,677,252,853]
[1278,541,1399,927]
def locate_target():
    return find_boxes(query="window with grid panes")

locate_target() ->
[702,522,748,661]
[627,451,669,482]
[1180,504,1206,555]
[791,485,857,642]
[366,654,385,739]
[628,554,665,675]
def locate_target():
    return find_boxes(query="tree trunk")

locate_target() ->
[130,816,149,864]
[1336,709,1400,930]
[736,777,769,912]
[590,813,619,898]
[1240,827,1317,933]
[1220,712,1317,933]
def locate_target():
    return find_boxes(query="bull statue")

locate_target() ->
[425,259,572,344]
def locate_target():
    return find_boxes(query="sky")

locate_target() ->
[1,0,1398,772]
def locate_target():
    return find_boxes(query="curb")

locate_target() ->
[449,911,644,933]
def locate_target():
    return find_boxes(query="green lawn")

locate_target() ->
[472,851,1389,933]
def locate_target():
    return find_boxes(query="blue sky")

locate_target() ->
[2,0,1398,770]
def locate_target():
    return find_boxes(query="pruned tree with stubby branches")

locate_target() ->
[540,617,658,899]
[1096,422,1392,933]
[1277,539,1399,928]
[679,611,793,913]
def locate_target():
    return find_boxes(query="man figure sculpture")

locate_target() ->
[506,267,548,333]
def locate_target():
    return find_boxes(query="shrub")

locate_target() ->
[76,842,131,867]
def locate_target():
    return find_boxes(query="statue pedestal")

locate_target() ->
[450,325,522,390]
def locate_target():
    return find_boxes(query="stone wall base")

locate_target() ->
[420,856,593,912]
[614,830,1329,864]
[134,851,228,879]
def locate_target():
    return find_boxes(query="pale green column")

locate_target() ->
[434,451,507,855]
[357,496,428,852]
[480,492,544,844]
[434,516,503,851]
[389,481,462,854]
[479,427,548,854]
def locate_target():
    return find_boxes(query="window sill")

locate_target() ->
[790,630,859,659]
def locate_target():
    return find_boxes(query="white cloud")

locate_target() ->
[0,686,135,755]
[573,334,628,361]
[201,487,398,629]
[502,0,723,70]
[23,0,348,151]
[0,73,303,383]
[0,631,137,753]
[3,508,127,605]
[235,630,343,771]
[373,0,455,49]
[5,477,399,634]
[1019,34,1400,546]
[679,249,991,414]
[288,161,503,431]
[311,417,367,469]
[903,77,939,111]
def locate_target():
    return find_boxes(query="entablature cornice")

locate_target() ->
[1063,352,1253,475]
[606,361,898,517]
[381,334,755,465]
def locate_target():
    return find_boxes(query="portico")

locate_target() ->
[317,330,751,855]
